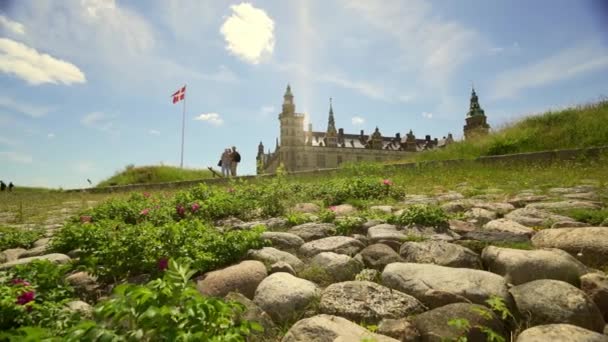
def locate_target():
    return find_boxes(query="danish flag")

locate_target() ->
[172,85,186,104]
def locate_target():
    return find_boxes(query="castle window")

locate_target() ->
[317,154,326,168]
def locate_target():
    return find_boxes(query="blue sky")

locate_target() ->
[1,0,607,189]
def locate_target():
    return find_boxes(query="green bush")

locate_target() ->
[335,216,365,236]
[0,226,44,251]
[563,209,608,226]
[389,205,449,228]
[310,178,403,206]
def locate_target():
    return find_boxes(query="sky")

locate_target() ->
[1,0,608,189]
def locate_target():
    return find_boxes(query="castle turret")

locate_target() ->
[463,87,490,139]
[278,84,306,171]
[370,127,383,149]
[256,141,265,173]
[325,98,338,147]
[405,129,417,151]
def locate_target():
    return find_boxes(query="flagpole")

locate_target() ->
[180,84,186,168]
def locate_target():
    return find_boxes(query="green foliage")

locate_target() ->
[52,219,267,282]
[0,226,44,251]
[389,205,449,227]
[310,177,404,206]
[285,212,314,227]
[97,165,215,187]
[562,208,608,226]
[317,208,336,223]
[335,216,365,236]
[444,296,512,342]
[355,269,382,283]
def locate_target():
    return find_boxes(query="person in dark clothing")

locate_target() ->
[8,182,14,192]
[0,181,5,191]
[230,146,241,177]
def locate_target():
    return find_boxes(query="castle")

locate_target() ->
[256,85,489,174]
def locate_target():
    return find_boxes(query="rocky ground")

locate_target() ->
[2,184,608,341]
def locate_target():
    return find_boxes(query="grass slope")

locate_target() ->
[397,99,608,163]
[97,165,216,187]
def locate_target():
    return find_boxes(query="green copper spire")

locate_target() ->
[467,86,485,117]
[327,97,337,134]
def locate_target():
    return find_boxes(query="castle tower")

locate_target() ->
[256,141,265,173]
[405,129,417,151]
[278,84,305,171]
[370,127,383,149]
[325,98,338,147]
[463,87,490,139]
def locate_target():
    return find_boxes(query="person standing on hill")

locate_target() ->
[221,148,232,177]
[8,182,14,192]
[0,181,5,192]
[230,146,241,177]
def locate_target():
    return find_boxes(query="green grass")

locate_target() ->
[96,164,217,187]
[392,99,608,163]
[559,208,608,226]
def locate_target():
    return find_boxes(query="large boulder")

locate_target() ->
[368,224,408,243]
[281,314,399,342]
[0,253,71,270]
[382,263,512,309]
[483,219,535,237]
[20,245,50,258]
[474,202,515,215]
[482,246,588,286]
[309,252,363,283]
[319,281,426,324]
[581,273,608,322]
[527,200,601,211]
[355,243,403,271]
[253,272,320,324]
[248,247,305,272]
[288,223,336,241]
[225,292,276,337]
[378,318,421,342]
[531,227,608,267]
[399,241,482,269]
[331,204,356,216]
[0,248,27,263]
[505,208,577,227]
[261,232,305,251]
[508,195,548,208]
[464,208,497,226]
[299,236,365,258]
[510,279,605,332]
[196,260,267,299]
[516,324,608,342]
[292,203,321,214]
[411,303,507,342]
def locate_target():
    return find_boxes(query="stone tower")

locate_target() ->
[278,84,305,170]
[405,129,417,151]
[325,98,338,147]
[256,141,265,173]
[463,87,490,139]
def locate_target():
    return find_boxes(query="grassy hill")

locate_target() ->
[397,99,608,163]
[96,165,217,187]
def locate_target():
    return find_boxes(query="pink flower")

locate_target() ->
[176,205,186,217]
[329,206,337,212]
[16,290,35,305]
[140,208,150,216]
[382,179,393,186]
[11,279,31,286]
[191,203,200,213]
[157,258,169,271]
[80,215,92,223]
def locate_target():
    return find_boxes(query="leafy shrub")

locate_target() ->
[310,178,404,206]
[563,208,608,226]
[335,216,365,236]
[317,209,336,223]
[52,219,267,282]
[388,205,449,228]
[0,226,44,251]
[285,212,314,227]
[355,269,381,283]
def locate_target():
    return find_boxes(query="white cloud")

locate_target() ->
[220,3,275,64]
[422,112,433,119]
[0,96,52,118]
[0,15,25,35]
[81,111,117,133]
[194,112,223,126]
[0,151,32,163]
[0,38,86,85]
[149,129,160,135]
[490,41,608,100]
[351,116,365,125]
[47,133,55,139]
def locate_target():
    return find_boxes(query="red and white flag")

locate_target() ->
[172,85,186,104]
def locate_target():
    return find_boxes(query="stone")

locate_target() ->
[270,261,296,275]
[196,260,267,299]
[527,201,602,211]
[20,245,50,258]
[225,292,276,336]
[65,300,93,317]
[288,223,337,241]
[376,239,402,252]
[581,273,608,322]
[281,314,400,342]
[310,252,363,283]
[483,219,535,237]
[319,281,426,324]
[481,246,588,285]
[356,243,402,271]
[352,234,369,246]
[292,203,321,214]
[378,318,421,342]
[516,324,608,342]
[505,207,577,227]
[402,195,438,206]
[32,238,52,248]
[474,202,516,215]
[448,219,476,234]
[0,253,71,270]
[299,236,365,258]
[510,279,605,332]
[65,271,98,298]
[261,232,305,251]
[248,247,305,272]
[399,241,482,269]
[215,216,244,228]
[331,204,356,216]
[236,218,288,231]
[508,195,548,208]
[370,205,394,214]
[464,207,497,226]
[382,263,512,309]
[462,230,531,244]
[564,192,600,201]
[552,221,590,228]
[253,272,320,324]
[0,248,27,263]
[441,200,475,213]
[367,224,407,243]
[531,227,608,267]
[411,303,507,342]
[549,186,597,194]
[436,192,464,202]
